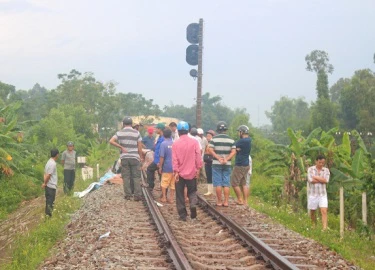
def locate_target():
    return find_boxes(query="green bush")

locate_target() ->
[0,174,41,220]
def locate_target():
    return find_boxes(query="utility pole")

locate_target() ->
[196,18,203,128]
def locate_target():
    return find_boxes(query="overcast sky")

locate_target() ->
[1,0,374,126]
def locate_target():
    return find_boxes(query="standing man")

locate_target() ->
[196,128,208,184]
[61,141,76,195]
[142,127,155,150]
[42,149,59,217]
[169,122,179,141]
[231,125,251,205]
[109,116,144,201]
[147,123,165,191]
[204,130,215,196]
[173,121,202,221]
[209,121,236,207]
[307,155,330,230]
[159,128,174,203]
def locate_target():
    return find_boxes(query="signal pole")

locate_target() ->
[196,18,203,128]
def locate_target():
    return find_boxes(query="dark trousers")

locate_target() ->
[63,169,75,194]
[146,162,159,189]
[205,163,212,184]
[121,158,142,198]
[45,186,56,216]
[176,177,198,219]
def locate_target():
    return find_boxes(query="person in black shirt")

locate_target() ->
[230,125,251,205]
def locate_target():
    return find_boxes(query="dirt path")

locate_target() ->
[0,195,45,266]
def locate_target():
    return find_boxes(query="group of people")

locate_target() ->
[40,116,330,229]
[109,117,253,221]
[42,142,76,217]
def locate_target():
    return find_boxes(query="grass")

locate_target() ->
[247,174,375,270]
[0,175,42,221]
[2,160,113,270]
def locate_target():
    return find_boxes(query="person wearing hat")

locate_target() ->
[231,125,251,205]
[109,116,144,201]
[61,141,76,195]
[209,121,236,207]
[142,127,155,150]
[172,121,202,221]
[203,130,215,196]
[146,123,165,191]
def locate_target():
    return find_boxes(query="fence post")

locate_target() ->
[97,164,100,181]
[362,192,367,225]
[340,186,344,238]
[307,181,309,215]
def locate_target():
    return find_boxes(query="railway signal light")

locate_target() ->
[186,45,199,66]
[186,23,199,44]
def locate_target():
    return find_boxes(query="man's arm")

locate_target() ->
[307,167,320,183]
[137,140,144,162]
[195,144,202,179]
[172,145,180,182]
[313,170,330,183]
[109,136,126,153]
[159,156,164,174]
[224,148,237,164]
[42,173,51,188]
[61,152,65,165]
[208,147,222,161]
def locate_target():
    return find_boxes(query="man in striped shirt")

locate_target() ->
[209,121,236,207]
[307,154,330,230]
[109,116,144,201]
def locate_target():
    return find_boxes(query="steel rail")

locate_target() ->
[141,172,193,270]
[197,194,300,270]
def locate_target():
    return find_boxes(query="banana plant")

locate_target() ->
[0,103,24,178]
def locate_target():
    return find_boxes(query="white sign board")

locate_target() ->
[82,167,93,181]
[77,156,86,164]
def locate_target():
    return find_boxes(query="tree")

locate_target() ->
[9,83,51,121]
[305,50,337,130]
[310,98,338,131]
[0,81,16,105]
[305,50,334,99]
[330,78,350,104]
[338,69,375,131]
[265,96,310,133]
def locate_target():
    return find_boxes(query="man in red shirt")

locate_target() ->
[172,121,202,221]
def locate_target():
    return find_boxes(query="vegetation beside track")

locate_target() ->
[248,174,375,270]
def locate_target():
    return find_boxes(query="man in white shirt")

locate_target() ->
[307,155,330,230]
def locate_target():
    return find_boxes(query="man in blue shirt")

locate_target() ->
[147,123,165,191]
[231,125,251,205]
[158,128,174,203]
[142,127,155,150]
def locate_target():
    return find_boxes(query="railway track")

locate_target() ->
[200,192,358,269]
[41,177,357,269]
[41,185,176,269]
[145,178,299,269]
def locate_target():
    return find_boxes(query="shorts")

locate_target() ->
[230,166,250,187]
[161,173,175,189]
[212,166,231,187]
[308,195,328,210]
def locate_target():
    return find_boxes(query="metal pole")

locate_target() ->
[340,186,344,238]
[362,192,367,225]
[196,18,203,128]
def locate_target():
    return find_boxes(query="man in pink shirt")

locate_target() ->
[172,121,202,221]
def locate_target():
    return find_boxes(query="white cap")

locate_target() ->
[197,128,204,135]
